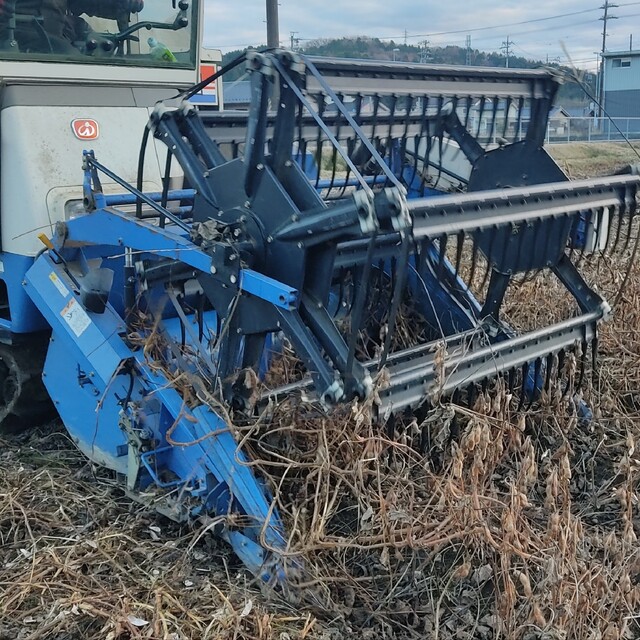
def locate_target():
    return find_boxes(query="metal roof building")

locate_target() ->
[603,50,640,118]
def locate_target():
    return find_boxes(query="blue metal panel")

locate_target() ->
[24,254,129,384]
[603,89,640,119]
[0,252,49,334]
[24,249,289,578]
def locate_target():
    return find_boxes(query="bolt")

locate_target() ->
[267,235,273,243]
[230,275,237,284]
[210,265,217,274]
[297,242,303,249]
[256,163,264,171]
[203,170,210,178]
[285,160,292,167]
[21,280,26,286]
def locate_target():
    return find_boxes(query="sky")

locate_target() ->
[202,0,640,71]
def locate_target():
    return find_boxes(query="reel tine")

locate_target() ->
[527,217,543,274]
[575,339,589,393]
[501,97,512,140]
[463,95,473,130]
[527,358,542,409]
[604,204,616,254]
[557,348,566,378]
[438,233,448,278]
[387,94,398,183]
[560,348,574,399]
[454,231,465,279]
[378,232,410,371]
[467,383,477,410]
[544,353,554,394]
[621,202,635,254]
[313,91,325,190]
[591,206,606,255]
[475,96,486,141]
[517,362,529,412]
[591,332,599,383]
[386,412,396,440]
[345,236,377,388]
[487,96,499,145]
[480,235,496,293]
[508,367,517,394]
[612,204,625,254]
[371,259,386,310]
[514,96,525,142]
[468,239,480,290]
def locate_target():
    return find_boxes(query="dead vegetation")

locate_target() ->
[2,152,640,639]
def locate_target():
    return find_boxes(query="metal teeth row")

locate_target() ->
[451,338,596,412]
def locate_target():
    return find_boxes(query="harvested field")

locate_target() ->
[2,148,640,640]
[550,141,640,179]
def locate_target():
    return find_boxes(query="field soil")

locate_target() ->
[2,145,640,640]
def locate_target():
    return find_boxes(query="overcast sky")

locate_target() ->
[202,1,640,70]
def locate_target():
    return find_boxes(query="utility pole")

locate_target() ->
[501,36,512,68]
[290,31,299,51]
[404,29,408,46]
[598,1,618,118]
[465,35,472,65]
[419,40,431,64]
[266,0,280,49]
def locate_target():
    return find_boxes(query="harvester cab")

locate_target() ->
[1,11,639,583]
[0,0,199,424]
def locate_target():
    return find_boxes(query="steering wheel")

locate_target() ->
[86,1,189,56]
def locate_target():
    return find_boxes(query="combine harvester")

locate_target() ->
[1,1,638,580]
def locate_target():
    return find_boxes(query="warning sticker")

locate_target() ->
[49,272,69,298]
[60,298,91,337]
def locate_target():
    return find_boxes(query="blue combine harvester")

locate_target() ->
[1,3,638,581]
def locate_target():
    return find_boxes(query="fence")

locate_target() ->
[543,117,640,144]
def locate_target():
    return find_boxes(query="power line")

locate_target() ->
[291,6,603,43]
[374,7,604,41]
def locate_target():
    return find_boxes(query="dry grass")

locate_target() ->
[549,141,640,179]
[2,151,640,639]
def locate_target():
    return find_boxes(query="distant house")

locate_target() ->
[603,50,640,118]
[547,106,571,135]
